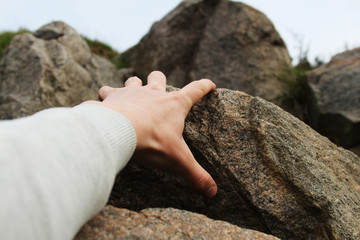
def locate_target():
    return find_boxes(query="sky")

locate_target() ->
[1,0,359,64]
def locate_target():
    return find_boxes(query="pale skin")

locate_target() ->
[84,71,218,198]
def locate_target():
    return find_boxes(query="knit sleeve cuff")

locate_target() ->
[72,104,137,172]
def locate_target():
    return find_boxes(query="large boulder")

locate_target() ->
[305,47,360,150]
[75,205,279,239]
[0,21,122,119]
[109,88,360,240]
[122,0,291,101]
[0,20,358,240]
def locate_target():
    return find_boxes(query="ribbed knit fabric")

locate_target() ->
[0,104,137,240]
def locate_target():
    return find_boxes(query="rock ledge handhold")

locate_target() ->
[109,88,360,240]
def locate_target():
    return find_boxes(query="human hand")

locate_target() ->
[84,71,217,198]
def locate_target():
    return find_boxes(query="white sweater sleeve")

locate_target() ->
[0,104,137,240]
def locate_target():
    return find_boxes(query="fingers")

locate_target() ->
[172,139,217,198]
[125,76,143,87]
[180,79,216,110]
[147,71,166,91]
[98,86,114,101]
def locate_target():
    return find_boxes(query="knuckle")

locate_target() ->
[176,91,192,108]
[98,86,109,95]
[125,77,141,85]
[148,82,162,90]
[127,76,139,81]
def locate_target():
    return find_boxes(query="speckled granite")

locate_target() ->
[76,205,279,240]
[109,88,360,239]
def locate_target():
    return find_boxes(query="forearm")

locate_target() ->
[0,104,136,240]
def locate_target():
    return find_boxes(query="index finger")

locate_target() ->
[180,79,216,110]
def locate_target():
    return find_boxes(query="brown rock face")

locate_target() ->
[123,0,291,101]
[0,21,122,119]
[306,48,360,149]
[76,205,279,240]
[109,88,360,240]
[0,20,358,240]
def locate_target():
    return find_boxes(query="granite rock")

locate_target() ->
[0,21,122,119]
[0,20,358,240]
[122,0,291,101]
[75,205,279,240]
[109,87,360,240]
[306,47,360,149]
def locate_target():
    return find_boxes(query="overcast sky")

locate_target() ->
[1,0,359,64]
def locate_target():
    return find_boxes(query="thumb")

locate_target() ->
[172,139,217,198]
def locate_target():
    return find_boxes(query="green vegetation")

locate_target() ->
[82,36,118,60]
[110,54,130,69]
[0,29,29,60]
[0,31,128,69]
[277,51,324,120]
[82,36,129,69]
[276,33,324,116]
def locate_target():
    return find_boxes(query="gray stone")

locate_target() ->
[109,87,360,240]
[0,21,122,119]
[122,0,291,102]
[0,20,358,240]
[306,47,360,149]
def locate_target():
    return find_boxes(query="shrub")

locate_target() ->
[82,36,128,69]
[0,29,29,60]
[276,51,323,121]
[110,54,130,69]
[82,36,118,60]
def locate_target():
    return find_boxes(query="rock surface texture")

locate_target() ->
[75,205,279,240]
[122,0,291,101]
[109,87,360,240]
[0,21,122,119]
[0,18,359,240]
[306,48,360,150]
